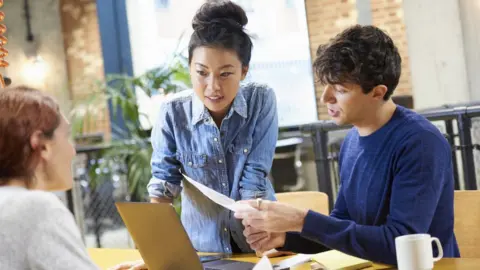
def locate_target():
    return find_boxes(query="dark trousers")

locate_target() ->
[230,234,243,253]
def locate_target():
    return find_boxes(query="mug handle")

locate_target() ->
[431,237,443,262]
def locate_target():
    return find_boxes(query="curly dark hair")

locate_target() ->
[188,0,253,67]
[313,25,402,100]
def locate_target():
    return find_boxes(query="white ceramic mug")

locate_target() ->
[395,234,443,270]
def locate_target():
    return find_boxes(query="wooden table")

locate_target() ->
[88,248,480,270]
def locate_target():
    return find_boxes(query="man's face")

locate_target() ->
[321,83,376,126]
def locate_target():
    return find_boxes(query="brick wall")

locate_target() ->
[305,0,413,119]
[371,0,412,97]
[305,0,358,119]
[60,0,110,140]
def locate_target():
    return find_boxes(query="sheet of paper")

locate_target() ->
[253,256,274,270]
[261,249,295,258]
[311,250,372,270]
[272,254,312,270]
[182,173,257,212]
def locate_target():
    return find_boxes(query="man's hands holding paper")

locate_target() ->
[234,199,308,255]
[234,199,308,232]
[182,174,309,256]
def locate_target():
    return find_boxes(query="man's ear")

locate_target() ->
[241,66,249,81]
[371,85,388,100]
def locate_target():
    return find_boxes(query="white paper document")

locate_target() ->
[182,173,257,212]
[252,254,311,270]
[253,256,274,270]
[272,254,312,270]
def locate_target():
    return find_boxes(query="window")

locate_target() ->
[127,0,318,128]
[155,0,169,9]
[234,0,254,12]
[286,0,295,8]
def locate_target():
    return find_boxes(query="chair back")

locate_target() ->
[276,191,329,215]
[454,190,480,258]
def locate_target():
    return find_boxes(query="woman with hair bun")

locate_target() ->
[146,0,278,253]
[114,0,279,267]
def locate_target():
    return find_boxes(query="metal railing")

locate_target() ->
[301,104,480,208]
[72,137,132,248]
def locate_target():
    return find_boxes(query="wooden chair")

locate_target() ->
[276,191,329,215]
[454,190,480,258]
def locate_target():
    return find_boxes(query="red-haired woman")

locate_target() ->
[0,86,98,269]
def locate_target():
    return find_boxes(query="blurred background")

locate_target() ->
[2,0,479,249]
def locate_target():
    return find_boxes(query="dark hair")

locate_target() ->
[313,25,402,100]
[0,86,61,186]
[188,0,253,67]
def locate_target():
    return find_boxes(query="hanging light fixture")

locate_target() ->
[22,0,47,84]
[0,0,11,88]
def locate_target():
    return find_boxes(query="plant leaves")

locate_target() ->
[71,45,190,201]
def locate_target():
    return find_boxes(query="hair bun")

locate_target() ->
[192,1,248,33]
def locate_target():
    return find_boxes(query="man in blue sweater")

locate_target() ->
[234,25,460,265]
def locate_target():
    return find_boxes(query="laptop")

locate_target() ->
[115,202,257,270]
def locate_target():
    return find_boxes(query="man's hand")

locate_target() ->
[234,200,308,233]
[243,225,287,254]
[108,260,147,270]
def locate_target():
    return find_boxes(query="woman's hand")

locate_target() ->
[108,260,147,270]
[234,199,308,233]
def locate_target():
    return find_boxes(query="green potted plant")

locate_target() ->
[71,51,191,210]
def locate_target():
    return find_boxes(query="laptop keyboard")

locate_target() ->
[203,260,256,270]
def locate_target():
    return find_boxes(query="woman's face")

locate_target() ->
[189,46,248,119]
[38,114,76,191]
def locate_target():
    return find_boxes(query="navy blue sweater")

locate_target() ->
[282,106,460,265]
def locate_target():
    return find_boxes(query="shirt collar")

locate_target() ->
[191,90,248,126]
[230,89,248,119]
[192,93,208,125]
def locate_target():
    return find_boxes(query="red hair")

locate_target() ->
[0,86,61,185]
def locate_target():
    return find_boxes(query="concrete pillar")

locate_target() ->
[457,0,480,190]
[402,0,470,109]
[403,0,480,188]
[458,0,480,101]
[356,0,372,25]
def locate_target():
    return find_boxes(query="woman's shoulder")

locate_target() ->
[0,188,71,231]
[240,82,276,104]
[6,189,69,216]
[161,89,195,108]
[0,188,68,215]
[150,89,194,126]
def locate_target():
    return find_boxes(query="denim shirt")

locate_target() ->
[147,83,277,253]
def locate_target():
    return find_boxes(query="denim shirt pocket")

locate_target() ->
[178,152,207,168]
[177,152,208,180]
[228,137,253,155]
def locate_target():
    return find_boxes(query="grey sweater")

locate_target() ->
[0,186,99,270]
